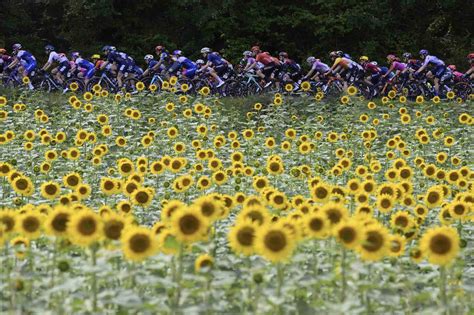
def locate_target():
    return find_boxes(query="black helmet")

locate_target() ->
[45,44,55,52]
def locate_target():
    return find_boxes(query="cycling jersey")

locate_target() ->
[311,60,330,73]
[363,62,381,74]
[16,50,37,75]
[47,51,68,64]
[406,59,422,71]
[207,52,224,67]
[422,55,445,67]
[107,51,132,72]
[0,55,13,72]
[172,56,197,78]
[147,60,158,69]
[391,61,406,72]
[281,58,301,74]
[332,57,352,70]
[158,51,170,62]
[75,57,95,79]
[255,53,274,66]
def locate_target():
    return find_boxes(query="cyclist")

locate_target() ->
[251,46,279,85]
[70,52,95,85]
[302,56,330,81]
[448,65,464,82]
[325,51,361,88]
[415,49,447,95]
[143,54,158,77]
[383,55,407,80]
[8,43,37,89]
[168,50,198,79]
[100,45,133,88]
[463,53,474,80]
[359,56,383,86]
[40,45,70,86]
[0,48,13,76]
[199,47,226,87]
[278,52,302,83]
[152,45,171,74]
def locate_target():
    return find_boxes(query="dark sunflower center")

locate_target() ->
[23,216,40,232]
[179,214,200,235]
[78,217,97,236]
[104,220,124,240]
[237,226,254,246]
[264,230,287,252]
[129,234,151,253]
[52,213,69,232]
[363,231,384,252]
[339,227,356,243]
[429,234,452,255]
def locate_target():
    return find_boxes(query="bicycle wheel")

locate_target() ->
[453,82,471,100]
[87,77,111,92]
[353,82,373,100]
[37,79,52,92]
[65,78,85,93]
[123,77,141,94]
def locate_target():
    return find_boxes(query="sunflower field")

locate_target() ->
[0,85,473,314]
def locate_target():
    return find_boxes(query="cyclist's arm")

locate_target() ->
[7,58,19,69]
[303,68,314,80]
[383,64,395,78]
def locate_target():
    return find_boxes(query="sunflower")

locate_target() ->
[194,254,214,273]
[170,207,208,243]
[44,206,72,237]
[67,210,103,247]
[347,85,358,96]
[102,212,129,241]
[40,181,61,200]
[213,170,228,185]
[12,176,34,196]
[131,188,154,208]
[311,183,331,202]
[76,183,92,200]
[424,186,444,208]
[0,210,18,234]
[255,223,295,262]
[193,196,223,222]
[387,234,405,257]
[321,202,348,228]
[17,212,43,240]
[448,201,470,220]
[239,206,270,226]
[340,95,350,104]
[63,172,82,188]
[420,226,459,266]
[334,219,363,249]
[357,223,389,261]
[121,226,158,261]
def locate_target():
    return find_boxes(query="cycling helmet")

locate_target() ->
[371,61,378,66]
[448,65,456,71]
[155,45,164,51]
[0,48,6,54]
[251,46,260,52]
[419,49,429,56]
[243,51,252,57]
[110,46,117,52]
[91,54,101,59]
[144,54,154,61]
[329,51,338,58]
[12,43,22,50]
[306,56,316,64]
[173,50,182,56]
[200,47,211,54]
[70,52,80,59]
[45,45,55,52]
[102,45,111,52]
[386,54,396,61]
[468,53,474,59]
[336,51,344,57]
[402,52,412,60]
[279,52,288,58]
[196,59,205,65]
[359,56,369,62]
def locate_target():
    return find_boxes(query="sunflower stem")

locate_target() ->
[174,243,184,311]
[90,245,98,312]
[341,247,347,302]
[439,266,448,314]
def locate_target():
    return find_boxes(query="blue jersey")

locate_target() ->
[148,60,158,69]
[159,51,169,62]
[207,53,224,66]
[75,57,94,70]
[176,56,197,70]
[16,50,36,63]
[107,51,129,66]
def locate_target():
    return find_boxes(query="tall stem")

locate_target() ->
[91,246,98,312]
[439,266,448,314]
[341,247,347,302]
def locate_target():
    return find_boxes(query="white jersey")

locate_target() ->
[48,51,68,64]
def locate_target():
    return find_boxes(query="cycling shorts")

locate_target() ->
[214,64,228,76]
[58,61,71,75]
[184,68,197,79]
[24,60,37,75]
[433,65,446,79]
[85,67,95,79]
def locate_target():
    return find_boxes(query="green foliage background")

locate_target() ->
[1,0,473,68]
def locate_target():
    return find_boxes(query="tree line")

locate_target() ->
[1,0,473,69]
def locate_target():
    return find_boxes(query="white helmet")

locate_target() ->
[196,59,205,65]
[306,56,316,64]
[200,47,211,54]
[243,50,252,57]
[144,54,154,61]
